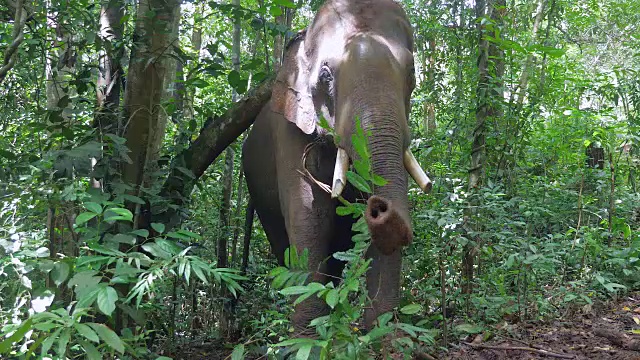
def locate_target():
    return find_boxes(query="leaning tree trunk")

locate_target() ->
[122,0,180,228]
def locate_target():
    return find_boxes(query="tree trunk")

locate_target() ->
[462,0,504,300]
[423,38,436,133]
[230,169,244,266]
[45,4,77,305]
[122,0,180,226]
[0,0,30,85]
[241,199,255,275]
[118,0,181,332]
[93,0,124,190]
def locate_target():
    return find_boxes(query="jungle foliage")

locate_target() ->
[0,0,639,359]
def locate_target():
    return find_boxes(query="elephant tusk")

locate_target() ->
[404,149,433,193]
[331,148,350,199]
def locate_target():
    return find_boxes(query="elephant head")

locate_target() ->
[270,0,432,327]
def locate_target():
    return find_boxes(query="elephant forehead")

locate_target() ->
[343,33,411,67]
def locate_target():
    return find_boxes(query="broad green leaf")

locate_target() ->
[231,344,245,360]
[0,318,33,353]
[76,212,97,225]
[151,223,165,234]
[78,339,101,360]
[279,286,310,296]
[74,323,99,343]
[346,171,372,193]
[84,202,102,214]
[296,344,313,360]
[40,328,61,357]
[371,174,388,186]
[122,194,146,205]
[325,289,339,309]
[400,304,422,315]
[104,208,133,222]
[88,323,124,354]
[131,229,149,238]
[51,261,71,286]
[111,234,136,245]
[97,286,118,316]
[353,159,371,180]
[142,242,172,260]
[57,329,71,356]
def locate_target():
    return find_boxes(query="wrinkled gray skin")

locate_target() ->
[243,0,415,332]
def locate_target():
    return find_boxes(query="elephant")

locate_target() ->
[242,0,432,333]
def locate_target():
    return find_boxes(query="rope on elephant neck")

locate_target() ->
[298,141,332,195]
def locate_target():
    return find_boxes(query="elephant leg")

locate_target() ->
[243,106,290,265]
[274,121,337,334]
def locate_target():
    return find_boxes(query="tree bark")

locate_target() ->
[93,0,124,190]
[462,0,504,299]
[241,199,255,275]
[230,169,245,266]
[0,0,30,85]
[157,75,274,229]
[122,0,181,226]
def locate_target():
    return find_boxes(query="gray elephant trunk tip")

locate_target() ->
[365,195,412,255]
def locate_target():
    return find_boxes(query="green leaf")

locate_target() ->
[269,6,283,16]
[353,159,371,180]
[111,234,136,245]
[104,208,133,222]
[151,223,165,234]
[57,329,71,356]
[346,171,372,193]
[371,174,388,186]
[78,339,101,360]
[122,194,146,205]
[40,328,61,356]
[400,304,422,315]
[51,262,70,286]
[0,318,33,353]
[131,229,149,238]
[142,242,172,260]
[97,286,118,316]
[84,202,102,214]
[296,344,313,360]
[73,323,100,343]
[76,212,97,225]
[279,286,310,296]
[88,323,124,354]
[231,344,245,360]
[325,289,339,309]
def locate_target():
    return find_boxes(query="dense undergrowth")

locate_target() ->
[1,0,639,358]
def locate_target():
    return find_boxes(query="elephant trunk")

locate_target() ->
[361,109,412,329]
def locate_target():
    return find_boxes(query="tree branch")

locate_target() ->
[0,0,29,85]
[157,75,275,229]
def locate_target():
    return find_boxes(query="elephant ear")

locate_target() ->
[270,31,317,135]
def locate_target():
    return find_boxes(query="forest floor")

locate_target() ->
[441,292,640,360]
[169,293,640,359]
